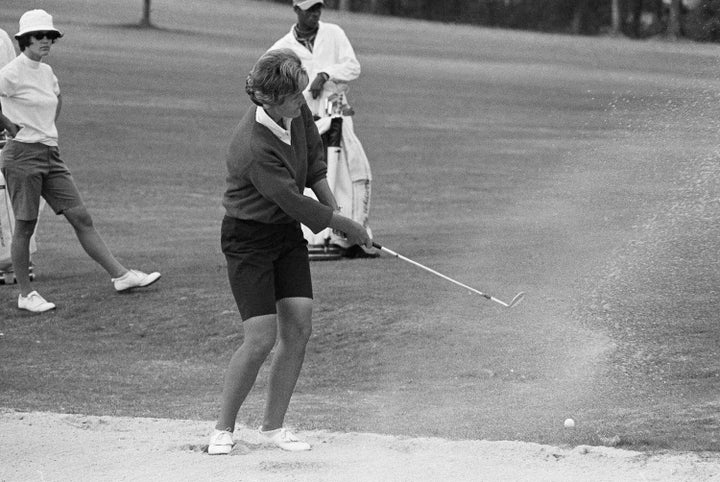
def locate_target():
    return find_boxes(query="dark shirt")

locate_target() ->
[222,103,333,234]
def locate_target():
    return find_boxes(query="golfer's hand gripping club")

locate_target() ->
[372,242,524,308]
[329,212,373,249]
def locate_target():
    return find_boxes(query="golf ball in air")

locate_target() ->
[564,418,575,428]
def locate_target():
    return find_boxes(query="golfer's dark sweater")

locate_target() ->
[223,103,333,234]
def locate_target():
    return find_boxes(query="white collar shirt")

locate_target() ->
[255,106,292,146]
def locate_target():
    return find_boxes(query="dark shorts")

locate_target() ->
[221,216,312,320]
[0,141,84,220]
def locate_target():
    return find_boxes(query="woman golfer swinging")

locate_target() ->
[208,49,371,454]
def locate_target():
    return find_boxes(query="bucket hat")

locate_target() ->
[15,9,63,39]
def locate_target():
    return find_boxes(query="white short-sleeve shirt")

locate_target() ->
[0,54,60,146]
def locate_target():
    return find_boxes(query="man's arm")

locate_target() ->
[309,72,329,99]
[318,26,360,83]
[0,107,19,137]
[308,26,360,100]
[56,93,62,120]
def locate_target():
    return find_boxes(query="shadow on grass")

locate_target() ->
[56,19,208,38]
[115,22,198,36]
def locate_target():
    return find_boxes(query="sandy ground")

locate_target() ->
[1,410,719,481]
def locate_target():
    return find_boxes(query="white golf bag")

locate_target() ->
[302,81,375,259]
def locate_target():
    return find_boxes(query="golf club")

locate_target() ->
[372,242,525,308]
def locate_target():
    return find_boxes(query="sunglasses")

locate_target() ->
[31,31,59,41]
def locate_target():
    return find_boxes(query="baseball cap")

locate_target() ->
[15,9,63,39]
[293,0,324,10]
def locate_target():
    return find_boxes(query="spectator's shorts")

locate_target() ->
[0,141,84,220]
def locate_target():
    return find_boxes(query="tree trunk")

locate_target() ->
[140,0,153,28]
[667,0,682,39]
[338,0,351,11]
[572,0,590,34]
[610,0,622,35]
[631,0,643,37]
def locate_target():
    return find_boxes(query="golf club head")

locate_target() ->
[508,292,525,308]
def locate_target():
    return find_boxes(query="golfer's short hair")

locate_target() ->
[246,49,308,107]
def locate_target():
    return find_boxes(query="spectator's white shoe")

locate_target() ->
[208,429,234,455]
[259,427,311,451]
[18,291,56,313]
[112,269,161,292]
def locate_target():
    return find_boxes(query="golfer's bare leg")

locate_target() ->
[261,297,313,431]
[62,206,126,278]
[11,219,36,297]
[215,314,277,431]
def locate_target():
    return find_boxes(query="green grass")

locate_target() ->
[2,0,720,452]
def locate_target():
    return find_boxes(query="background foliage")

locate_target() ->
[263,0,720,41]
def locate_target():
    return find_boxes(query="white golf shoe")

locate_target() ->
[259,427,311,451]
[112,269,161,292]
[18,291,56,313]
[208,429,234,455]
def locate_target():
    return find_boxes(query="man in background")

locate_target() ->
[268,0,376,259]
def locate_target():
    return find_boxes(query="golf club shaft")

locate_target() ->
[372,242,510,307]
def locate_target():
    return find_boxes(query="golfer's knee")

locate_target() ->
[277,299,313,344]
[245,336,276,360]
[283,321,312,346]
[297,322,312,343]
[13,220,37,239]
[64,206,94,230]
